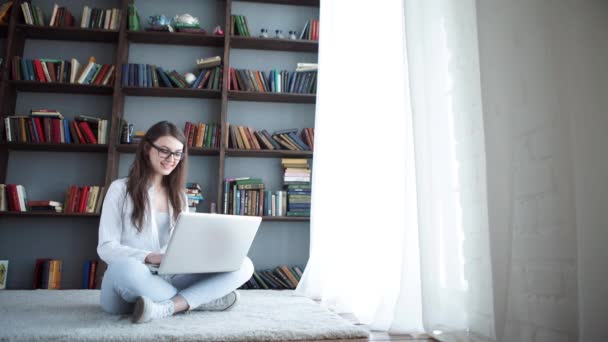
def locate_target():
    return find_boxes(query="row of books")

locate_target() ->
[120,64,222,91]
[222,178,300,217]
[240,265,304,290]
[4,112,108,145]
[64,185,106,214]
[186,183,204,213]
[230,14,251,37]
[11,56,115,85]
[228,68,317,94]
[33,259,62,289]
[80,6,121,30]
[183,121,221,149]
[300,19,320,41]
[228,125,314,151]
[0,1,11,24]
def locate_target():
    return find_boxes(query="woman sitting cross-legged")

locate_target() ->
[97,120,253,323]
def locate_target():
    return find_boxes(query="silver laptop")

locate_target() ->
[150,212,261,275]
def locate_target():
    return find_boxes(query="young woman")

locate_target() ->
[97,121,253,323]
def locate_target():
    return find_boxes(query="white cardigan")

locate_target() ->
[97,178,187,264]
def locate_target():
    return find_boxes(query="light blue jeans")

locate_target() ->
[100,257,254,314]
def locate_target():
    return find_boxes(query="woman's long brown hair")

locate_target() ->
[127,121,188,232]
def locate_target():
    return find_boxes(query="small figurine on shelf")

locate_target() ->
[275,29,284,39]
[184,72,196,85]
[147,14,173,32]
[213,25,224,36]
[259,28,269,38]
[288,30,297,40]
[121,121,134,144]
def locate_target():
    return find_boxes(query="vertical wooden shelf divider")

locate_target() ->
[104,0,131,186]
[217,0,233,212]
[0,0,25,184]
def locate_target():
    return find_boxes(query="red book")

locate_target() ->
[197,70,212,89]
[183,122,191,144]
[33,117,45,142]
[78,186,89,213]
[51,119,62,143]
[7,184,21,211]
[70,187,81,213]
[71,121,85,144]
[78,121,98,144]
[93,64,109,85]
[33,258,51,289]
[230,68,238,91]
[88,260,97,289]
[33,60,47,82]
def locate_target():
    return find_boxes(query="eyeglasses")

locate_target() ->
[149,142,185,161]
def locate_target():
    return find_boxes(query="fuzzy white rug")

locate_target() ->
[0,289,369,341]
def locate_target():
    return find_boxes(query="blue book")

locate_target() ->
[287,131,309,150]
[156,67,173,88]
[136,64,142,87]
[27,59,35,81]
[20,58,29,80]
[83,64,99,84]
[121,64,129,87]
[191,70,204,89]
[265,190,271,216]
[64,119,71,143]
[82,261,90,289]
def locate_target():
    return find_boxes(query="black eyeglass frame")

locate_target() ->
[148,141,186,161]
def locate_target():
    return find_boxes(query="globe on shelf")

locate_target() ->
[184,72,196,85]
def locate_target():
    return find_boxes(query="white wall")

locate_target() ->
[474,1,608,341]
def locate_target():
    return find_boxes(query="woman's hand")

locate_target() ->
[145,253,163,265]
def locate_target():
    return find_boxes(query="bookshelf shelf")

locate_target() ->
[235,0,319,7]
[127,30,224,47]
[122,86,221,99]
[231,36,318,53]
[1,142,109,153]
[0,211,100,218]
[225,148,313,158]
[16,25,119,43]
[117,144,220,156]
[10,80,114,95]
[228,91,316,103]
[262,216,310,222]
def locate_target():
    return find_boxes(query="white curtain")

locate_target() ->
[296,0,495,341]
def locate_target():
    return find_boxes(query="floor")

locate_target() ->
[334,313,437,342]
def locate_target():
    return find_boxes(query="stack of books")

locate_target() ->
[20,2,48,26]
[240,265,304,290]
[282,159,311,217]
[63,185,106,214]
[0,184,27,212]
[121,63,222,90]
[4,112,109,145]
[223,177,266,216]
[48,4,74,27]
[183,121,221,148]
[27,200,62,213]
[186,183,204,213]
[33,259,63,289]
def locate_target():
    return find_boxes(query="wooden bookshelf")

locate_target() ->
[127,30,224,47]
[0,211,100,218]
[10,80,114,95]
[122,86,221,99]
[15,25,119,42]
[226,148,313,158]
[117,144,220,156]
[228,90,316,103]
[1,142,109,153]
[231,36,317,52]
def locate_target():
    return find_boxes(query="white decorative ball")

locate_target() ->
[184,72,196,85]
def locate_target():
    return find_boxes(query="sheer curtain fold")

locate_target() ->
[297,0,495,341]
